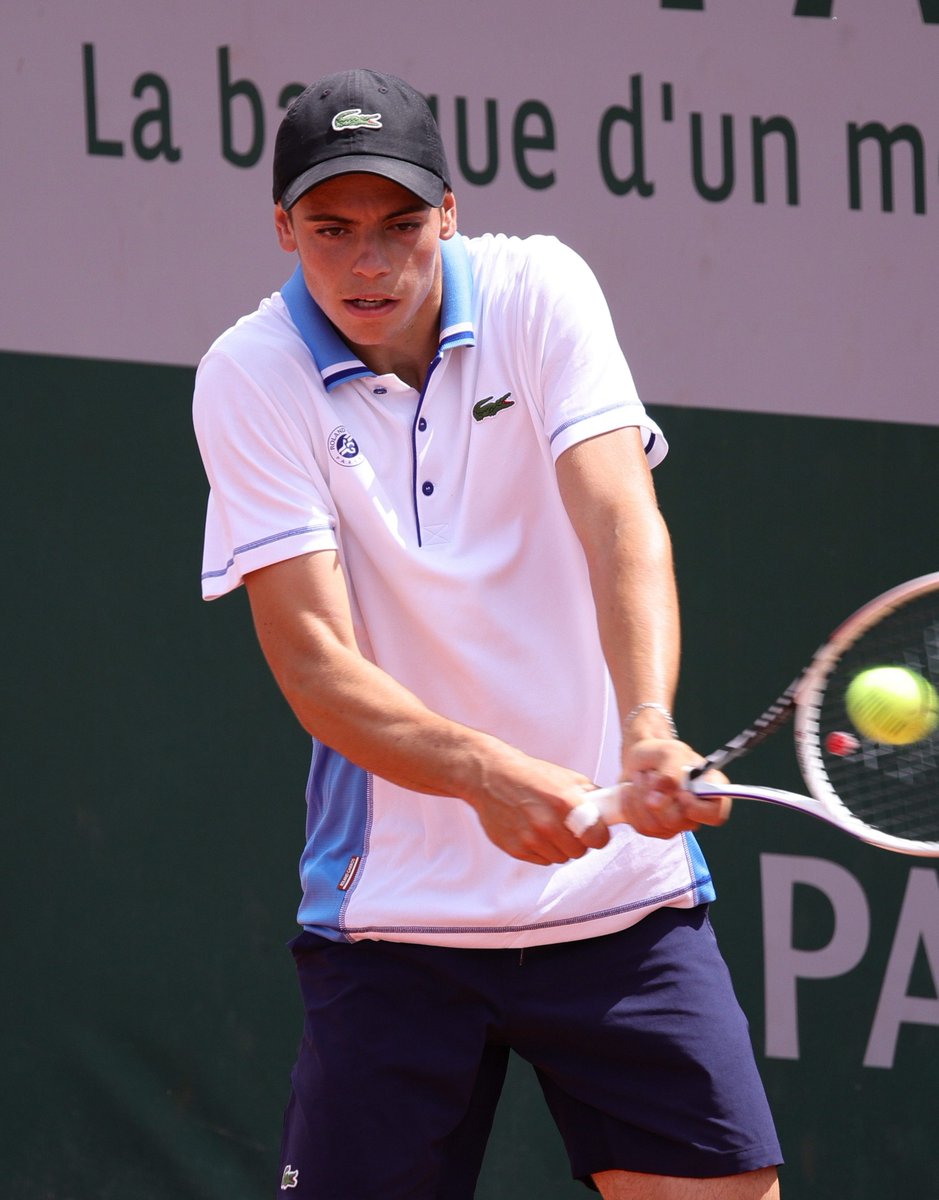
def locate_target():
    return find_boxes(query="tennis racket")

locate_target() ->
[566,572,939,856]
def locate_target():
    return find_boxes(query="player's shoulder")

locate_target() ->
[462,230,587,275]
[461,232,598,312]
[203,291,300,363]
[194,290,320,427]
[196,291,314,395]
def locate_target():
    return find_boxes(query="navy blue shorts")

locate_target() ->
[276,905,781,1198]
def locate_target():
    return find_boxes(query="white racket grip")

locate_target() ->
[564,784,630,837]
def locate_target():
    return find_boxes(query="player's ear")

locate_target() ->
[439,190,457,241]
[274,203,297,253]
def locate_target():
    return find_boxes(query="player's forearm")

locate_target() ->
[243,553,502,798]
[268,634,606,863]
[590,510,681,745]
[557,428,681,745]
[274,637,509,799]
[244,551,574,814]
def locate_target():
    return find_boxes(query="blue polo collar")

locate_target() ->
[281,235,476,392]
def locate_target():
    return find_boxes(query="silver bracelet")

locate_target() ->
[621,702,678,739]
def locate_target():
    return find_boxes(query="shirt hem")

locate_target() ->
[306,878,716,948]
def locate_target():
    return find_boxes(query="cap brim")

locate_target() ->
[280,155,447,209]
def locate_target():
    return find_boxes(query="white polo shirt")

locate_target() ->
[194,232,714,947]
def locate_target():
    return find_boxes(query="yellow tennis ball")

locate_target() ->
[845,666,939,745]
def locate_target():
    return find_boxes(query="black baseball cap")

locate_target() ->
[273,68,451,210]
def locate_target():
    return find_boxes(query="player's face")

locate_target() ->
[275,174,457,382]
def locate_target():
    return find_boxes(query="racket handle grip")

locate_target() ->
[685,760,716,784]
[564,784,629,837]
[565,771,710,836]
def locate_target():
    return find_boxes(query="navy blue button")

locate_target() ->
[373,386,388,395]
[418,417,427,431]
[422,481,434,496]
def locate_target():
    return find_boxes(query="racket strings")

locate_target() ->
[817,595,939,843]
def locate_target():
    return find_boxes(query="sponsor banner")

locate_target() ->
[2,0,936,424]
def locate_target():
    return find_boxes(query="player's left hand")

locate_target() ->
[619,737,733,839]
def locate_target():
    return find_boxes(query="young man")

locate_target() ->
[194,68,781,1199]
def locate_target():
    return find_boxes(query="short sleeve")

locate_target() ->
[510,237,667,467]
[193,346,338,600]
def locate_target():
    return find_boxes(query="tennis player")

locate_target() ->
[194,67,781,1199]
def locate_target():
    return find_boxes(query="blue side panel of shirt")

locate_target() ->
[682,832,716,906]
[298,741,371,941]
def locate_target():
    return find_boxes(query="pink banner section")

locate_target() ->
[2,1,936,424]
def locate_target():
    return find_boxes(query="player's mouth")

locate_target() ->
[345,296,396,315]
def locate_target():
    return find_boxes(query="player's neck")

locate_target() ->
[347,318,441,392]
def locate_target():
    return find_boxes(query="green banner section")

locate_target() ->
[3,350,937,1198]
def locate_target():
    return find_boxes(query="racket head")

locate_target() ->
[794,572,939,856]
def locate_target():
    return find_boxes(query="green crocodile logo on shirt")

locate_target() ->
[472,392,515,422]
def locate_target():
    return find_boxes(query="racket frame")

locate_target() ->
[790,571,939,856]
[567,572,939,856]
